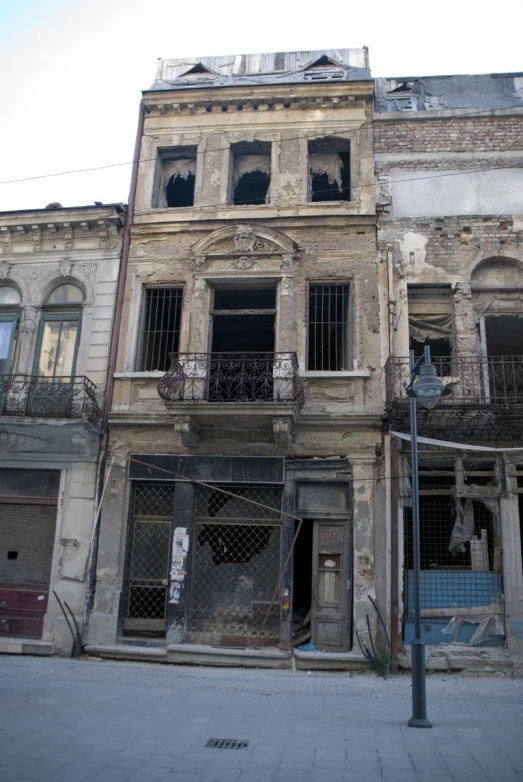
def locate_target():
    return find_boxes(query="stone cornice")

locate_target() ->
[0,206,125,255]
[143,82,374,117]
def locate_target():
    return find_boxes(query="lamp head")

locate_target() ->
[407,362,452,409]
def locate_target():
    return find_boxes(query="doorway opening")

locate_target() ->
[292,519,313,646]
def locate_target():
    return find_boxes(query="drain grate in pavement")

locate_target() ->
[206,738,249,750]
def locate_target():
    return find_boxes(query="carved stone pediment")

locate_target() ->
[190,224,298,272]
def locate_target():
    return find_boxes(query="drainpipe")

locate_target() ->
[82,99,145,646]
[386,242,400,657]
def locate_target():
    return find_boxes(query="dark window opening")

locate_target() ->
[293,519,313,646]
[231,141,271,206]
[485,315,523,356]
[7,551,18,560]
[404,495,496,572]
[139,288,183,371]
[166,171,195,207]
[408,285,452,364]
[308,137,350,202]
[158,146,197,208]
[211,287,276,353]
[307,284,350,371]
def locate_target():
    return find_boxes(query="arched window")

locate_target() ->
[0,285,21,374]
[34,283,84,378]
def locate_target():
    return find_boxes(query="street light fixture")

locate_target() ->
[406,344,452,728]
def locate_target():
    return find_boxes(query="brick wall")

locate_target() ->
[379,216,523,276]
[374,116,523,154]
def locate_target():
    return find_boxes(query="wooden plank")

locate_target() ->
[420,605,503,618]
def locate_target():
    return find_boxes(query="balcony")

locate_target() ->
[157,352,304,446]
[385,355,523,442]
[0,375,102,426]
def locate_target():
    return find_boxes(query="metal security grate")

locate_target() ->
[122,483,175,635]
[188,485,283,641]
[206,739,249,750]
[308,284,350,371]
[139,288,183,372]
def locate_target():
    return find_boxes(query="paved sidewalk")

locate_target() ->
[0,656,522,782]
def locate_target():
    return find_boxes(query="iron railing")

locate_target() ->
[158,352,304,405]
[386,355,523,407]
[0,375,102,425]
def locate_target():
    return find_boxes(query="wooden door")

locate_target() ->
[311,521,351,652]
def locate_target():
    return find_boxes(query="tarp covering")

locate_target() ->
[233,155,271,186]
[391,431,523,453]
[309,152,343,190]
[409,313,453,343]
[449,497,475,554]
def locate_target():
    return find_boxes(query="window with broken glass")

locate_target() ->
[308,137,350,202]
[402,452,505,646]
[307,284,350,371]
[156,147,197,208]
[230,141,271,206]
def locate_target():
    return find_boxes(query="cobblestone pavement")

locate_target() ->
[0,656,522,782]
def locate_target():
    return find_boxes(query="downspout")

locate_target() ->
[82,99,145,646]
[386,242,400,658]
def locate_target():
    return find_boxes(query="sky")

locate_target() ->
[0,0,522,212]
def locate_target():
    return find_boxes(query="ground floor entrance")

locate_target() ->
[118,455,354,652]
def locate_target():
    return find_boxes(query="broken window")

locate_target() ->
[230,141,271,206]
[308,137,350,202]
[307,284,350,371]
[408,285,452,362]
[403,457,504,646]
[0,286,21,374]
[156,147,197,208]
[138,287,183,371]
[188,484,283,644]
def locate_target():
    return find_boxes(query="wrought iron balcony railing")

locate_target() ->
[157,352,304,406]
[386,355,523,407]
[0,375,102,425]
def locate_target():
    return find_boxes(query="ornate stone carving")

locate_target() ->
[79,262,96,275]
[281,253,294,271]
[0,259,11,279]
[60,258,74,277]
[233,225,271,253]
[0,228,10,253]
[193,255,206,271]
[32,228,41,253]
[19,306,38,334]
[234,256,255,270]
[273,417,292,448]
[174,416,200,447]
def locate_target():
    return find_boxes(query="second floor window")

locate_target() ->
[0,286,21,374]
[138,287,183,371]
[35,284,84,378]
[157,147,197,208]
[307,284,350,371]
[308,137,350,202]
[230,141,271,206]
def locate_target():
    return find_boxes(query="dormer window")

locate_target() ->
[303,55,344,81]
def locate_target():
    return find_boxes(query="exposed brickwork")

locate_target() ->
[374,116,523,154]
[378,216,523,275]
[375,157,523,176]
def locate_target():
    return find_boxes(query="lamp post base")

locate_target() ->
[408,716,432,729]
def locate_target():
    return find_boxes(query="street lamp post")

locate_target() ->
[407,345,452,728]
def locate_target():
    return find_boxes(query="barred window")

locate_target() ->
[138,288,183,371]
[307,284,350,371]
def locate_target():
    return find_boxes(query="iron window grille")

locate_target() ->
[138,287,183,372]
[307,284,350,371]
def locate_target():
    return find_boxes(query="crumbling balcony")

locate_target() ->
[157,352,304,446]
[385,355,523,442]
[0,375,102,426]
